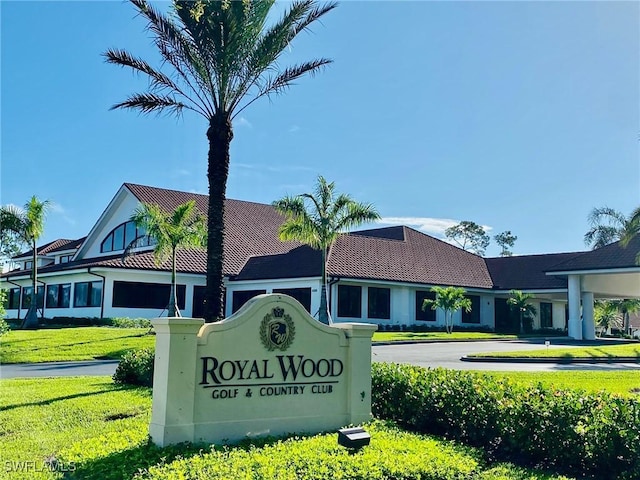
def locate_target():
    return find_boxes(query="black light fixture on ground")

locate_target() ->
[337,427,371,451]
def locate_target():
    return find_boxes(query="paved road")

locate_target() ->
[0,360,120,379]
[2,340,639,379]
[372,339,640,371]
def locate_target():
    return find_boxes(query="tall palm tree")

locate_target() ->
[584,206,639,249]
[273,176,380,324]
[594,300,620,337]
[506,289,537,335]
[105,0,336,321]
[422,286,472,334]
[126,201,207,317]
[0,196,50,328]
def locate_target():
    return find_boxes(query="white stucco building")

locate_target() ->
[2,183,638,338]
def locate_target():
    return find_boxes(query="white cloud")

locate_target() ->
[50,203,76,226]
[377,216,492,238]
[288,125,300,133]
[235,117,252,128]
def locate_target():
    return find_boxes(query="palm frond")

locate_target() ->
[111,93,191,116]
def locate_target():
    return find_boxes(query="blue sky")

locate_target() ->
[2,0,638,257]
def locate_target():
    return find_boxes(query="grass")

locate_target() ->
[372,331,521,342]
[0,327,155,364]
[0,376,572,480]
[470,342,640,359]
[474,370,640,397]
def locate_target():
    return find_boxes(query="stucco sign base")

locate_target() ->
[149,294,377,446]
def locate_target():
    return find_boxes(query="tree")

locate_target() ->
[422,286,472,334]
[106,0,336,321]
[126,201,207,317]
[594,300,620,337]
[506,289,537,334]
[273,176,380,324]
[445,221,490,256]
[584,206,639,249]
[494,230,517,257]
[0,196,50,328]
[608,298,640,336]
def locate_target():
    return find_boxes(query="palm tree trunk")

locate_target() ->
[22,239,38,329]
[318,247,328,324]
[168,247,180,317]
[203,113,233,323]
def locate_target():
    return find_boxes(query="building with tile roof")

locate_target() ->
[2,183,638,339]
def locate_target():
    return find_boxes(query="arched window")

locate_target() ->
[100,221,155,253]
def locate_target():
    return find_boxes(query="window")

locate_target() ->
[273,288,312,313]
[25,261,33,270]
[74,281,102,307]
[112,281,185,309]
[337,285,362,318]
[368,287,390,319]
[232,290,266,313]
[540,302,553,328]
[59,255,73,264]
[461,295,481,324]
[46,284,71,308]
[21,286,44,309]
[8,288,20,309]
[415,291,436,321]
[100,221,155,253]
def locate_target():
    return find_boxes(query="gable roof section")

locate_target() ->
[126,183,307,276]
[486,252,584,290]
[14,237,86,259]
[328,226,494,288]
[545,236,640,273]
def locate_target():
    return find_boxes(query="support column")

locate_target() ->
[581,291,595,340]
[567,275,582,340]
[333,323,378,425]
[149,317,204,447]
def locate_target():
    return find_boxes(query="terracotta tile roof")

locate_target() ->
[327,226,494,288]
[485,252,584,290]
[546,235,640,272]
[14,237,85,259]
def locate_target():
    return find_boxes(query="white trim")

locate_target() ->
[546,267,640,275]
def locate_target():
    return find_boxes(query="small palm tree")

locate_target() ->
[105,0,336,321]
[608,298,640,336]
[273,176,380,324]
[594,300,620,337]
[422,286,472,334]
[506,289,537,334]
[125,201,206,317]
[0,196,50,328]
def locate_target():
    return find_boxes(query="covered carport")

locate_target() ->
[546,236,640,340]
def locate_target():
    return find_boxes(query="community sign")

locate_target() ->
[149,294,377,446]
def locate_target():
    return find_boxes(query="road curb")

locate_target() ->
[461,355,640,364]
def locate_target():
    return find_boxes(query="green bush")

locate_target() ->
[372,363,640,480]
[111,317,153,328]
[113,348,155,387]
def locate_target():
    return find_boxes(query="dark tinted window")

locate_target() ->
[337,285,362,318]
[461,295,480,324]
[415,291,436,321]
[112,281,185,309]
[368,287,390,319]
[273,288,312,313]
[232,290,266,313]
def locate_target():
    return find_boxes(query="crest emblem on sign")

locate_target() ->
[260,307,295,351]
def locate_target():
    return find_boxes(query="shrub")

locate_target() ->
[0,290,9,337]
[371,363,640,480]
[112,317,153,329]
[113,348,155,387]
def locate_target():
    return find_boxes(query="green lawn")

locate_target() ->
[0,327,155,364]
[475,370,640,397]
[470,342,640,359]
[372,331,521,342]
[0,376,572,480]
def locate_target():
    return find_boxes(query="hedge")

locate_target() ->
[371,363,640,480]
